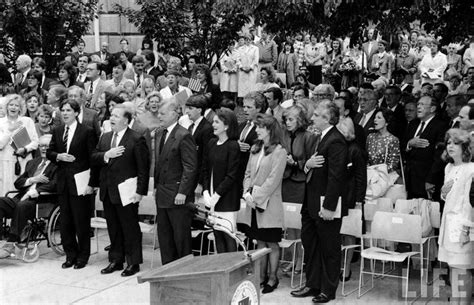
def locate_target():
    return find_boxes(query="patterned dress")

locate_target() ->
[366,132,400,173]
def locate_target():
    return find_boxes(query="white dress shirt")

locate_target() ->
[189,116,203,135]
[64,120,78,153]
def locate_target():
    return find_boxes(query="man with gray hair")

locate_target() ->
[67,86,101,138]
[122,101,151,150]
[291,100,348,302]
[312,84,336,103]
[354,88,378,136]
[154,99,197,265]
[14,54,32,93]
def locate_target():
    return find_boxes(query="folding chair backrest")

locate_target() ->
[394,199,411,214]
[371,211,422,244]
[340,208,363,238]
[282,202,302,230]
[95,195,104,212]
[395,199,441,229]
[364,197,393,221]
[429,201,441,229]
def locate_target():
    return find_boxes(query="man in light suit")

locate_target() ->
[362,28,378,69]
[84,61,110,111]
[68,86,101,138]
[154,99,197,265]
[13,54,32,93]
[0,135,57,258]
[291,100,348,303]
[92,105,149,276]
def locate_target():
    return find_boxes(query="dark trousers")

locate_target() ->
[10,199,36,240]
[301,208,342,298]
[214,229,237,253]
[307,65,322,85]
[157,207,193,265]
[0,197,15,237]
[59,188,91,263]
[103,192,142,265]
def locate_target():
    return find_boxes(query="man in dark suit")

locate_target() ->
[142,50,163,80]
[237,92,267,194]
[47,99,98,269]
[67,86,101,138]
[155,99,198,265]
[354,88,378,137]
[115,38,135,62]
[445,94,467,129]
[122,102,152,151]
[32,57,53,91]
[94,42,114,76]
[0,135,57,258]
[127,55,154,91]
[92,105,149,276]
[404,96,447,200]
[184,94,214,193]
[385,85,407,140]
[433,82,450,123]
[69,39,88,64]
[291,100,348,303]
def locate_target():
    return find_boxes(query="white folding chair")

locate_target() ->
[278,202,304,289]
[340,208,363,296]
[138,193,158,268]
[191,196,212,256]
[90,194,106,255]
[358,211,423,303]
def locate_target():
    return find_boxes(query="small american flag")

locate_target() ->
[188,78,202,92]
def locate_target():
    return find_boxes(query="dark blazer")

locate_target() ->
[345,141,367,208]
[13,157,58,199]
[69,52,89,63]
[92,128,149,205]
[41,76,54,91]
[190,118,214,186]
[154,124,198,208]
[204,83,222,111]
[403,117,448,196]
[388,103,407,141]
[354,109,377,137]
[81,107,101,139]
[146,67,162,80]
[93,51,114,75]
[281,129,318,182]
[46,123,97,195]
[304,126,348,218]
[202,138,241,212]
[237,122,258,194]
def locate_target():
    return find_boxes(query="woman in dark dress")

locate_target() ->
[202,108,241,253]
[243,114,287,294]
[337,117,367,281]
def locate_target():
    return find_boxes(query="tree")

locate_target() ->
[115,0,250,68]
[0,0,99,73]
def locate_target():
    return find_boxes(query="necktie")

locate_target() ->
[359,113,367,127]
[415,121,425,137]
[159,129,168,155]
[89,82,94,94]
[63,126,69,151]
[111,132,118,148]
[34,159,47,177]
[188,123,195,135]
[240,121,251,141]
[136,74,141,88]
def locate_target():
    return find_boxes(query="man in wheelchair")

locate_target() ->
[0,135,57,258]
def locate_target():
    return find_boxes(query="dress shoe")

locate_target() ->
[121,264,140,277]
[339,270,351,282]
[290,286,318,298]
[104,245,111,251]
[62,260,76,269]
[312,293,334,303]
[74,261,87,269]
[101,262,124,274]
[260,275,269,287]
[262,278,279,294]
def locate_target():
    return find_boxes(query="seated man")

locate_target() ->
[0,135,57,258]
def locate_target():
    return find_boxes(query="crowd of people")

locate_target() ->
[0,28,473,304]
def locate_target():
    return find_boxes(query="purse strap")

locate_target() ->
[399,154,406,185]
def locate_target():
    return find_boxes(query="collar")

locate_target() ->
[421,114,435,125]
[128,118,135,129]
[114,127,127,138]
[66,120,78,131]
[193,116,204,128]
[363,107,376,118]
[204,108,212,117]
[90,77,100,88]
[390,104,399,112]
[320,125,333,139]
[166,121,178,134]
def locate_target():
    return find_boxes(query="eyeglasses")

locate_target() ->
[38,144,49,148]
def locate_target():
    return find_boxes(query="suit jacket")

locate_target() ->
[404,117,448,190]
[304,126,348,219]
[190,118,214,186]
[14,71,29,93]
[70,51,89,63]
[154,124,198,208]
[146,67,162,80]
[46,123,97,195]
[93,51,114,75]
[354,110,377,137]
[13,157,58,199]
[81,107,101,139]
[388,103,407,141]
[92,128,149,205]
[84,79,110,110]
[41,76,54,91]
[237,122,258,194]
[362,41,379,69]
[125,73,155,88]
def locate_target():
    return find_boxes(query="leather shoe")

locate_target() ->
[312,293,334,303]
[260,275,269,288]
[290,286,317,298]
[339,270,351,282]
[121,264,140,277]
[101,262,124,274]
[262,279,279,294]
[104,245,111,251]
[62,260,75,269]
[74,261,87,269]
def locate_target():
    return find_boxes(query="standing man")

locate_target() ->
[354,89,378,137]
[384,85,407,140]
[404,96,448,200]
[263,87,284,124]
[256,30,278,70]
[115,38,135,62]
[94,42,113,76]
[84,61,110,110]
[127,55,154,91]
[362,28,378,69]
[32,57,53,91]
[154,99,197,265]
[92,105,149,276]
[76,55,89,83]
[68,86,101,138]
[184,94,214,193]
[70,39,88,64]
[291,100,348,303]
[142,50,162,80]
[13,54,32,93]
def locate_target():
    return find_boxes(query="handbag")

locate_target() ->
[385,155,407,202]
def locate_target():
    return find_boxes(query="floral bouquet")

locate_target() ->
[339,56,357,72]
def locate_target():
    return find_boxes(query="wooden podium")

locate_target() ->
[138,248,270,305]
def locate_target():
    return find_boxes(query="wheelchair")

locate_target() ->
[1,191,63,263]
